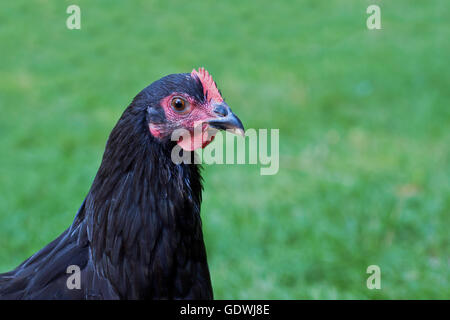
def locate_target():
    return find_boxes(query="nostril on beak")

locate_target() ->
[213,104,228,117]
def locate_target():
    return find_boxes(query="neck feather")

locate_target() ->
[74,107,206,298]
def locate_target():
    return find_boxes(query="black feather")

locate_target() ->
[0,73,213,300]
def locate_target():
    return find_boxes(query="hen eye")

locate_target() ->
[171,97,190,113]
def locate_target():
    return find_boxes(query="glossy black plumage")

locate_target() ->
[0,73,213,299]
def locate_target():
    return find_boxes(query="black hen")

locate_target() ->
[0,68,244,300]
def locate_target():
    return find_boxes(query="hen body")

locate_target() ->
[0,69,244,300]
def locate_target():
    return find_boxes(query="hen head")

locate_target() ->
[141,68,244,151]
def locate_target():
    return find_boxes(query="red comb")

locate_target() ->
[191,67,223,103]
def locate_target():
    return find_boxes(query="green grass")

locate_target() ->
[0,0,449,299]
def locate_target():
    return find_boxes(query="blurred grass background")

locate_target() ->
[0,0,449,299]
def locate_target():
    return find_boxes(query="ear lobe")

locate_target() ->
[149,123,163,138]
[147,107,167,139]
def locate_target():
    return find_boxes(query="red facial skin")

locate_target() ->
[149,92,219,151]
[149,68,225,151]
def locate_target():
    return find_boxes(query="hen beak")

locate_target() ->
[207,102,245,136]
